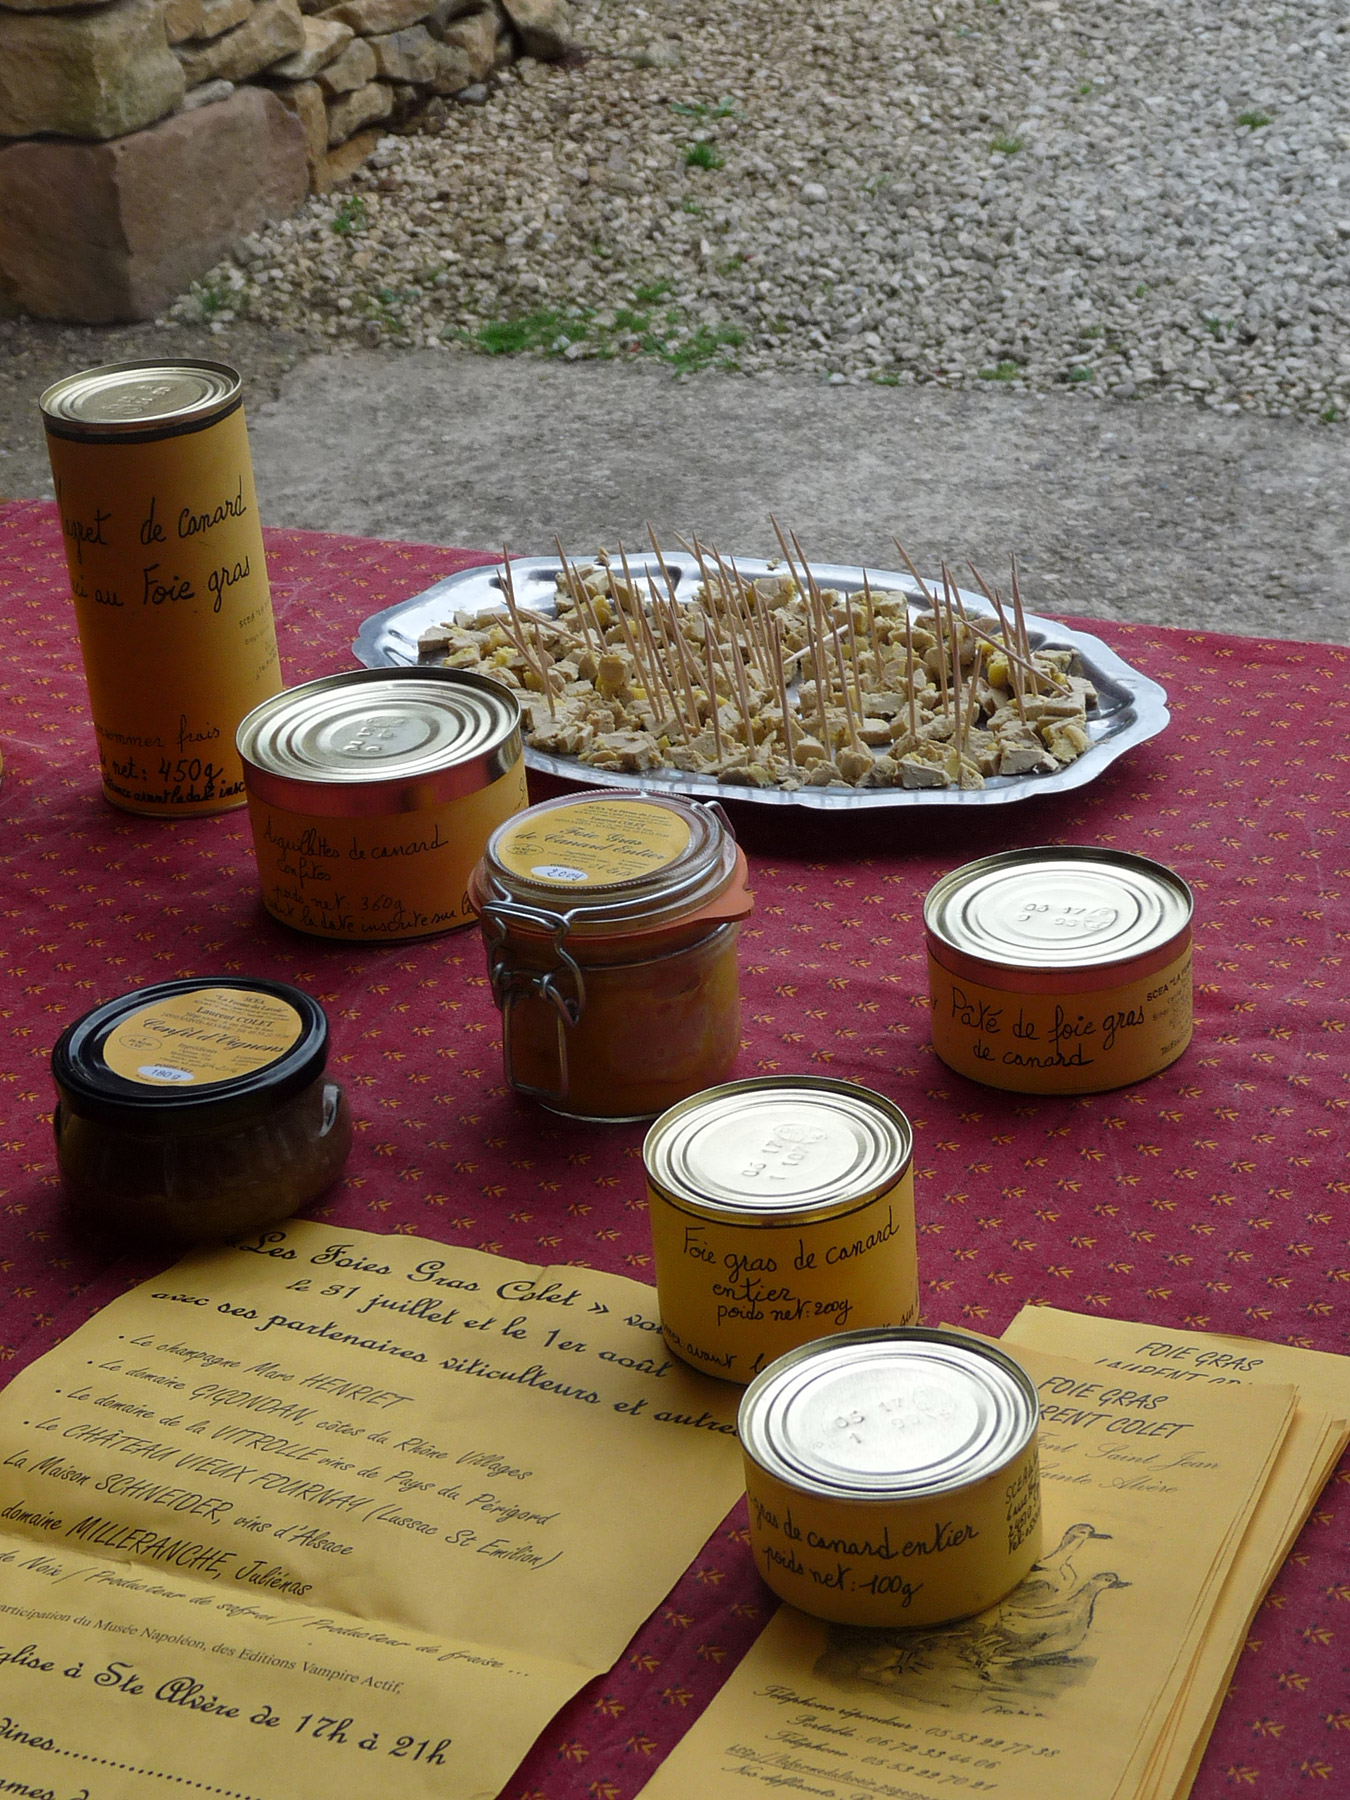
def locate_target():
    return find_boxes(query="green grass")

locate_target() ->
[681,197,705,216]
[459,291,746,375]
[991,134,1023,155]
[1236,110,1271,129]
[1321,404,1340,425]
[470,310,592,355]
[1134,282,1149,298]
[1202,316,1235,341]
[870,372,902,387]
[1080,324,1104,338]
[978,360,1022,381]
[685,142,725,170]
[1066,366,1094,383]
[1078,81,1094,95]
[331,195,368,235]
[192,276,232,318]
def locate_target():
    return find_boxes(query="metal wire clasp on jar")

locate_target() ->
[467,789,754,1122]
[925,847,1194,1094]
[740,1327,1043,1628]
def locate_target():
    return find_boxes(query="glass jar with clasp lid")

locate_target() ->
[468,789,754,1122]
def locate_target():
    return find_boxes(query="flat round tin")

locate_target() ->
[645,1076,912,1224]
[739,1327,1038,1499]
[40,361,241,440]
[926,847,1193,974]
[238,667,521,814]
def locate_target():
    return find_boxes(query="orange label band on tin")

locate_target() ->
[650,1184,918,1383]
[743,1442,1041,1627]
[47,404,281,817]
[929,944,1193,1094]
[248,757,528,941]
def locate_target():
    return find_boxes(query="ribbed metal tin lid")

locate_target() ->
[482,789,737,934]
[40,361,241,436]
[645,1076,912,1222]
[237,668,520,788]
[739,1327,1039,1499]
[925,847,1193,972]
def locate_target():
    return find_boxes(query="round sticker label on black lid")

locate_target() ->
[102,987,304,1087]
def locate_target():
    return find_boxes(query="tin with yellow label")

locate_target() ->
[740,1327,1042,1627]
[925,847,1194,1095]
[644,1077,917,1385]
[41,360,282,817]
[238,667,526,942]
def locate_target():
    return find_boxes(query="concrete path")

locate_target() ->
[3,323,1348,643]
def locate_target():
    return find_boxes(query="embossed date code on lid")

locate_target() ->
[645,1075,911,1222]
[925,846,1192,974]
[41,360,242,439]
[738,1328,1043,1627]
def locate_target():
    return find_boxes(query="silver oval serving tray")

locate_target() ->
[352,554,1169,811]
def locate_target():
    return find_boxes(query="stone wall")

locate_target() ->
[0,0,573,320]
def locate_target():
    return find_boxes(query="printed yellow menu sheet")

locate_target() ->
[0,1222,745,1800]
[638,1340,1295,1800]
[1004,1307,1350,1800]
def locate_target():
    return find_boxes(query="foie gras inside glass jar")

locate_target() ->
[469,789,754,1122]
[51,978,351,1242]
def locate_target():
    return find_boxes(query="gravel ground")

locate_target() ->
[174,0,1350,417]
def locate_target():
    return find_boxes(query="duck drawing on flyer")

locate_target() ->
[815,1523,1129,1716]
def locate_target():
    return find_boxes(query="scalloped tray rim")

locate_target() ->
[351,554,1169,812]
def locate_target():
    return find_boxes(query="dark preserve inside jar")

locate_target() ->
[51,977,351,1243]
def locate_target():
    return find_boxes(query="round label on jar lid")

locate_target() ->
[102,987,304,1088]
[495,797,692,889]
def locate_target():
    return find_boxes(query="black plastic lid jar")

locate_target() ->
[51,978,351,1241]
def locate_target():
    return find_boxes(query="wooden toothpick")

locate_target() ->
[772,618,796,770]
[704,630,724,761]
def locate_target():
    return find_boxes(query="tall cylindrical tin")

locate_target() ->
[644,1077,917,1385]
[237,667,527,942]
[925,847,1194,1094]
[40,361,282,817]
[739,1327,1043,1627]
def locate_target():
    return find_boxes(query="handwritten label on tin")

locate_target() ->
[250,760,527,942]
[47,410,281,816]
[652,1187,918,1384]
[930,948,1192,1093]
[746,1444,1039,1620]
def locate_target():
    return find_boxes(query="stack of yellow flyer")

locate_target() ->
[638,1310,1350,1800]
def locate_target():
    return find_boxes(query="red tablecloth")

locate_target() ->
[1,497,1347,1798]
